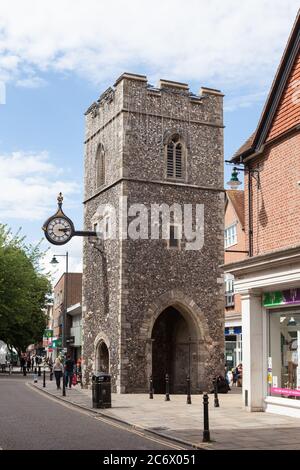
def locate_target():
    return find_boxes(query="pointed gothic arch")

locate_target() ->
[94,333,110,373]
[95,143,105,188]
[164,133,187,181]
[141,290,212,393]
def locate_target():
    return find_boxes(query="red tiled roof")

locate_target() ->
[226,190,245,228]
[232,133,255,161]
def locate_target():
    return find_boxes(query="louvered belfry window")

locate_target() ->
[96,143,105,188]
[166,135,183,179]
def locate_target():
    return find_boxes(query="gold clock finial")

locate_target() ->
[57,192,63,209]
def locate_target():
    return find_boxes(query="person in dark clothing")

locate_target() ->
[64,355,75,388]
[26,357,31,372]
[20,356,25,373]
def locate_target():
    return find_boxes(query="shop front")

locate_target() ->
[67,303,82,363]
[225,246,300,417]
[265,291,300,417]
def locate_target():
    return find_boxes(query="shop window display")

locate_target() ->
[269,312,300,398]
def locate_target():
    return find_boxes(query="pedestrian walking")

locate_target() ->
[20,355,25,373]
[76,358,82,385]
[53,358,64,389]
[227,369,233,387]
[64,355,75,389]
[236,363,243,387]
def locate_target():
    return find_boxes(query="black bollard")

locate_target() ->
[62,374,66,397]
[38,366,41,377]
[23,366,27,376]
[186,375,192,404]
[50,368,53,381]
[202,393,211,442]
[80,372,83,389]
[34,366,37,375]
[165,373,170,401]
[43,369,46,388]
[213,378,220,408]
[149,375,154,399]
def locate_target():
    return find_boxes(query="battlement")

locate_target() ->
[85,72,224,116]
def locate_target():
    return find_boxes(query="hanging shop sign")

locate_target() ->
[52,338,62,348]
[224,327,242,335]
[43,329,53,339]
[66,336,75,345]
[263,289,300,307]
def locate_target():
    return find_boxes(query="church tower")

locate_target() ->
[82,73,224,393]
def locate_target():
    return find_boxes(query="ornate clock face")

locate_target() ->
[44,216,74,245]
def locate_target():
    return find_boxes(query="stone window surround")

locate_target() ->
[164,133,187,183]
[167,222,182,250]
[95,142,105,189]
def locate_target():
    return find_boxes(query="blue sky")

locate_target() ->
[0,0,298,279]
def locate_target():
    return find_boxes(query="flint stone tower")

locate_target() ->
[82,73,224,393]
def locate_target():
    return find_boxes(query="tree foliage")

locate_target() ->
[0,224,51,355]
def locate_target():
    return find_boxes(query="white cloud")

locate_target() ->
[224,91,269,112]
[16,76,47,88]
[0,151,80,220]
[0,1,298,108]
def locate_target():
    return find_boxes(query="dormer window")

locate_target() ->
[96,143,105,188]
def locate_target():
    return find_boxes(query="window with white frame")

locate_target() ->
[224,223,237,248]
[225,273,235,308]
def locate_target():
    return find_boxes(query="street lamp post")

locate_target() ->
[225,163,260,257]
[43,362,46,388]
[50,252,69,353]
[50,252,68,397]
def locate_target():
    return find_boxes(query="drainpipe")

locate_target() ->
[248,167,253,257]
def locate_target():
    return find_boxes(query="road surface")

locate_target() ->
[0,376,184,450]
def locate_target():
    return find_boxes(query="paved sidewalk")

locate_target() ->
[32,380,300,450]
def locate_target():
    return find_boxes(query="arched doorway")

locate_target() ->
[95,341,109,373]
[151,306,197,393]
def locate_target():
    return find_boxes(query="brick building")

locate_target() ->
[52,273,82,360]
[82,73,225,393]
[224,190,246,369]
[225,11,300,416]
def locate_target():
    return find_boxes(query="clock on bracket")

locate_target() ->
[42,193,75,245]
